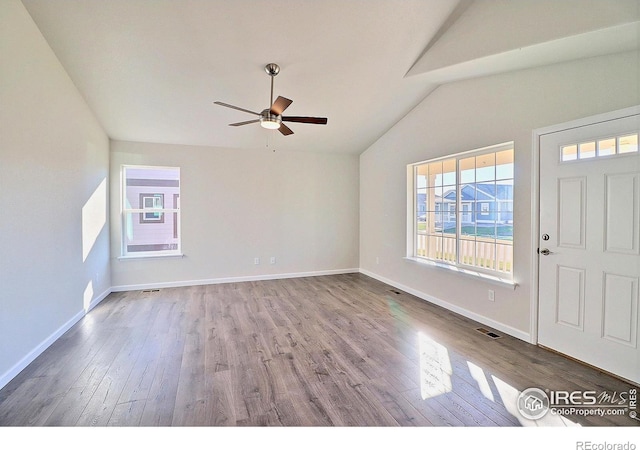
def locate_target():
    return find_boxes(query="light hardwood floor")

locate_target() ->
[0,274,637,426]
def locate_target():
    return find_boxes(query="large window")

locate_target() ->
[410,142,514,277]
[122,166,181,257]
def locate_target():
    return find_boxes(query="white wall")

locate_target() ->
[0,0,111,387]
[360,50,640,340]
[110,141,359,289]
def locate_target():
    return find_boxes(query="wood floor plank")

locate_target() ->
[138,298,187,426]
[365,377,434,426]
[1,273,638,427]
[400,387,465,426]
[43,331,132,426]
[170,293,208,426]
[203,370,236,426]
[75,328,149,426]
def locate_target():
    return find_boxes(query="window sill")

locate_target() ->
[403,257,517,289]
[118,253,185,260]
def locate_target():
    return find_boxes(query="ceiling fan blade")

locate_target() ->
[279,123,294,136]
[282,116,328,125]
[214,101,261,116]
[229,119,260,127]
[270,96,293,115]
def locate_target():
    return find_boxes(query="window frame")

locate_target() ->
[121,165,182,259]
[408,142,515,281]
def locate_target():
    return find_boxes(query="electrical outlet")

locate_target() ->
[270,257,276,264]
[254,257,260,265]
[376,257,379,265]
[488,289,495,302]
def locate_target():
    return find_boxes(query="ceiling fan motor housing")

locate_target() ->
[260,109,282,129]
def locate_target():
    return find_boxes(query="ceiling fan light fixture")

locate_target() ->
[260,114,281,130]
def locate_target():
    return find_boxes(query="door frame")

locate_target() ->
[530,105,640,346]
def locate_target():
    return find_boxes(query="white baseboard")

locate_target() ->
[87,287,112,312]
[110,268,361,292]
[359,268,531,343]
[0,287,112,391]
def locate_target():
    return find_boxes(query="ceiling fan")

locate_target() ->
[214,63,328,136]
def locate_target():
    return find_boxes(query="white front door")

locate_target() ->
[538,112,640,384]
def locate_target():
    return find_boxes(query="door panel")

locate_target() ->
[538,113,640,384]
[558,177,586,248]
[602,272,638,346]
[605,173,640,254]
[556,265,585,330]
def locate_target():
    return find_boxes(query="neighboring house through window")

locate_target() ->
[410,142,514,277]
[122,166,181,257]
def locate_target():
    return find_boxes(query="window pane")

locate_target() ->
[619,134,638,154]
[495,244,513,273]
[425,234,441,260]
[597,138,616,156]
[425,211,441,233]
[416,233,427,257]
[442,158,456,186]
[460,221,476,238]
[476,153,495,182]
[478,218,497,239]
[475,240,496,270]
[561,145,577,161]
[496,149,514,180]
[459,202,474,226]
[441,201,456,234]
[429,161,443,187]
[416,164,428,189]
[123,212,179,254]
[416,188,426,213]
[426,188,440,214]
[459,238,475,266]
[578,141,596,159]
[497,224,513,241]
[416,217,427,235]
[497,179,514,226]
[459,156,475,184]
[441,238,456,264]
[441,185,456,199]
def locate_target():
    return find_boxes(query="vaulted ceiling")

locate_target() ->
[21,0,640,154]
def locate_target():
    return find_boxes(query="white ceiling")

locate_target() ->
[20,0,640,155]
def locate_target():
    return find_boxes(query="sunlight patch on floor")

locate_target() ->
[466,360,495,402]
[418,332,453,400]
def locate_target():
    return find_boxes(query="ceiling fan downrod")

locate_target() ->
[265,63,280,110]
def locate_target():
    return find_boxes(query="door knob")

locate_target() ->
[539,248,551,256]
